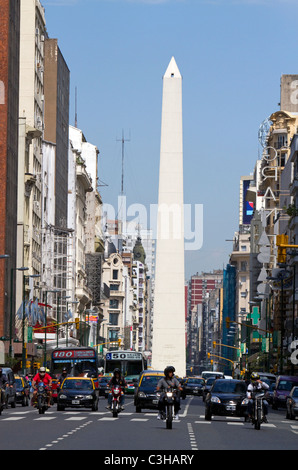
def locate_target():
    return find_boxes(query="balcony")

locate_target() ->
[76,164,93,192]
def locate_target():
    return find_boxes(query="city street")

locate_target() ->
[0,395,297,452]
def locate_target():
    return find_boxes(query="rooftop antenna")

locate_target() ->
[116,129,130,195]
[75,86,78,128]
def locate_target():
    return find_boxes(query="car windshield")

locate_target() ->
[15,378,23,388]
[206,378,216,385]
[62,380,93,390]
[187,379,204,385]
[140,376,162,389]
[212,381,246,394]
[279,380,298,391]
[292,388,298,398]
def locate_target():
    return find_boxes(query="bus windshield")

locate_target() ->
[51,348,98,377]
[104,351,145,377]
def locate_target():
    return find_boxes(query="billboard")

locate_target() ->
[242,178,254,225]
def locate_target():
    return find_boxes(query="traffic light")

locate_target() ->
[226,317,230,329]
[213,341,216,349]
[276,234,288,264]
[75,317,80,330]
[207,352,210,359]
[118,338,121,347]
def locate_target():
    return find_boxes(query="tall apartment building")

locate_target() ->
[0,0,20,341]
[189,270,223,312]
[17,0,46,309]
[43,38,69,228]
[187,270,223,370]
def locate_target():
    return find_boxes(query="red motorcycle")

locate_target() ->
[110,385,123,418]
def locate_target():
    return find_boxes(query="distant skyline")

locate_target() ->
[42,0,298,279]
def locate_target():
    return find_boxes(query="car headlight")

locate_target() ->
[211,396,221,404]
[166,392,173,398]
[85,395,93,400]
[241,398,249,405]
[138,391,146,398]
[59,394,67,399]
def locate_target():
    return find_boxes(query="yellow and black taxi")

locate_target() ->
[181,377,205,398]
[15,375,30,407]
[57,377,98,411]
[134,370,164,413]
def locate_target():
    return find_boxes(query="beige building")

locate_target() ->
[101,253,127,352]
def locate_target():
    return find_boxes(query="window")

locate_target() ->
[109,313,119,325]
[112,270,118,280]
[240,261,247,272]
[109,299,119,309]
[110,284,119,291]
[109,330,119,341]
[241,245,247,252]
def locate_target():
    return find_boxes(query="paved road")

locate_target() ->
[0,395,297,452]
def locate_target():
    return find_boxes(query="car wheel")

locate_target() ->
[136,405,142,413]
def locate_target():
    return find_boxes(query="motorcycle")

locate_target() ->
[251,392,265,430]
[36,382,49,414]
[163,388,176,430]
[110,385,123,418]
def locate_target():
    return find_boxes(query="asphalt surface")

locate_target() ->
[0,394,297,453]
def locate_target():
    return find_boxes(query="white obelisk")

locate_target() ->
[151,57,186,377]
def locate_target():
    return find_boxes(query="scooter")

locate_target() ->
[36,382,49,414]
[110,385,123,418]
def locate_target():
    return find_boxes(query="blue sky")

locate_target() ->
[42,0,298,279]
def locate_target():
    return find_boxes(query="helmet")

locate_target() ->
[39,367,46,374]
[251,372,260,381]
[113,368,121,376]
[164,366,175,377]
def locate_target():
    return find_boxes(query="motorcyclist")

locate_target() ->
[31,367,53,407]
[57,367,68,389]
[156,366,183,421]
[0,368,8,406]
[246,372,269,422]
[106,368,127,410]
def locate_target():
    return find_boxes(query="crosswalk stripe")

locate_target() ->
[1,417,26,421]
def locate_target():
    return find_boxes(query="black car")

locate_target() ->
[202,377,217,402]
[182,377,205,398]
[15,376,30,406]
[57,377,98,411]
[286,386,298,420]
[98,376,110,397]
[205,379,248,420]
[134,371,164,413]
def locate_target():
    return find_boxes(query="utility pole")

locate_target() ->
[117,129,130,195]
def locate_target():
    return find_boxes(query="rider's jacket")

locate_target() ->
[247,381,269,399]
[157,377,180,391]
[108,376,127,388]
